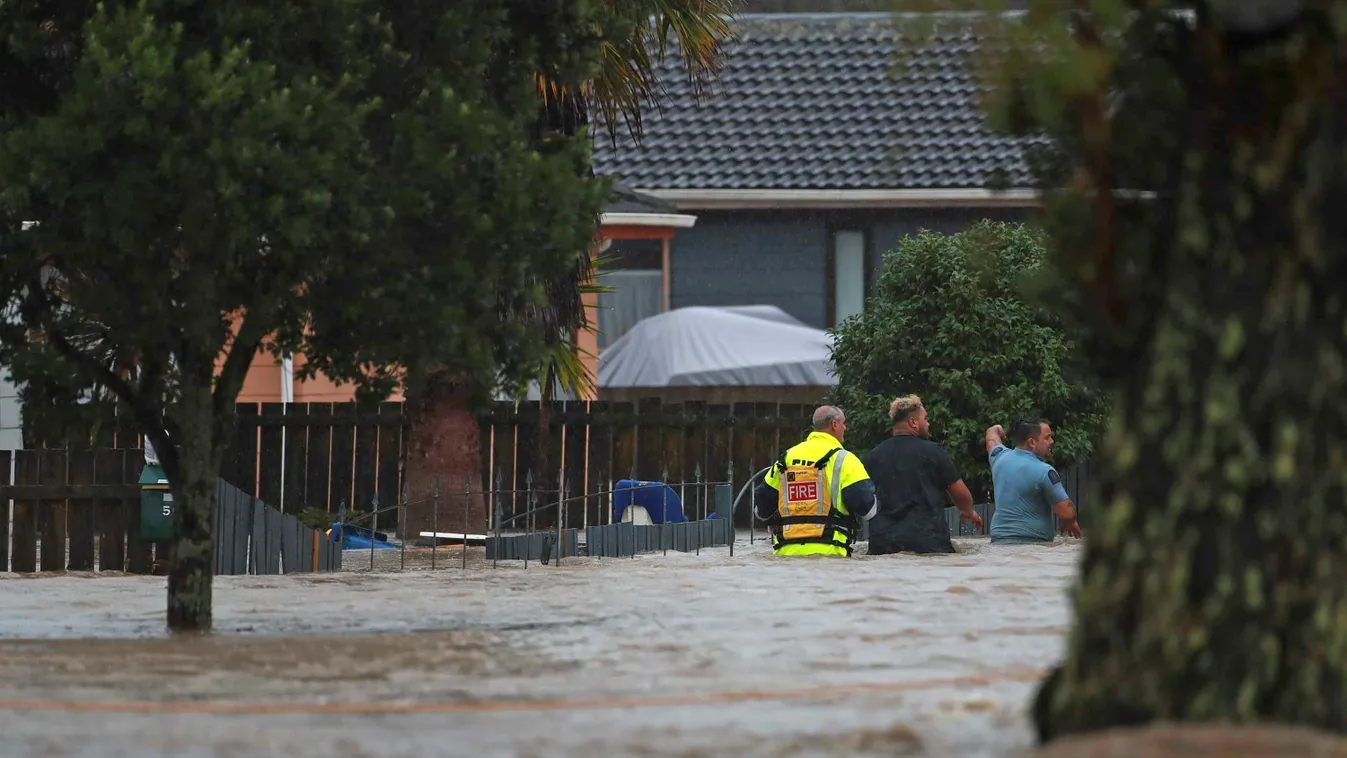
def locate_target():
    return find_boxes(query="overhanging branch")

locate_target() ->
[213,305,275,420]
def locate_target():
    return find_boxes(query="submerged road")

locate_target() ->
[0,536,1081,757]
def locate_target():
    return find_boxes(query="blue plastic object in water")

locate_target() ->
[612,480,687,524]
[329,522,397,550]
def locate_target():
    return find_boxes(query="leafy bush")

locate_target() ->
[826,220,1107,494]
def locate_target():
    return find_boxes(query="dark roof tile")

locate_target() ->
[594,13,1034,191]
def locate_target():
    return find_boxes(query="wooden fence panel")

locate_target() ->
[705,404,733,517]
[303,402,333,512]
[279,512,302,573]
[282,407,308,513]
[37,450,66,572]
[561,402,588,531]
[67,451,97,571]
[512,402,539,528]
[328,402,356,512]
[488,406,518,528]
[584,401,612,527]
[611,402,636,484]
[352,401,379,513]
[538,401,564,530]
[95,450,128,572]
[659,403,683,491]
[248,499,273,574]
[376,402,403,522]
[753,402,782,483]
[0,450,8,571]
[635,398,661,482]
[677,402,704,521]
[123,449,153,574]
[776,403,807,462]
[730,402,756,515]
[215,481,259,576]
[257,402,285,511]
[228,403,261,493]
[10,451,39,572]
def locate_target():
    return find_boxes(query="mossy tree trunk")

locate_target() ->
[165,383,223,632]
[1035,4,1347,743]
[401,371,486,543]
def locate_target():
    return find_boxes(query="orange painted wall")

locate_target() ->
[229,225,679,405]
[228,346,405,405]
[235,350,283,404]
[576,289,601,401]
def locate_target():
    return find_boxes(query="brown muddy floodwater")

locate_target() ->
[0,535,1081,757]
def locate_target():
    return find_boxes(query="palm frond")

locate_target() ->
[541,0,739,146]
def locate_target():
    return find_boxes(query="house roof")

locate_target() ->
[603,183,678,214]
[592,12,1034,194]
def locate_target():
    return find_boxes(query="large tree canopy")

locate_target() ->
[0,0,611,630]
[907,0,1347,747]
[826,220,1106,494]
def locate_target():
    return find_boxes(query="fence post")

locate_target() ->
[369,494,378,571]
[485,471,493,568]
[728,459,735,557]
[694,464,702,556]
[431,477,439,570]
[557,478,568,568]
[749,458,756,547]
[661,466,671,557]
[524,470,533,570]
[493,469,503,569]
[401,487,409,572]
[462,473,470,571]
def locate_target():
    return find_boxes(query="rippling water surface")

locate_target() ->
[0,534,1083,757]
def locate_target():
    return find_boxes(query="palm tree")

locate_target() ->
[399,1,738,541]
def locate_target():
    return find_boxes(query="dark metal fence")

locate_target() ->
[0,443,1092,574]
[335,478,739,571]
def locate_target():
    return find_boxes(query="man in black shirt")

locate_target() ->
[861,395,981,554]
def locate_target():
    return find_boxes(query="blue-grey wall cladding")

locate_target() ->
[669,207,1029,330]
[870,207,1028,262]
[670,210,829,327]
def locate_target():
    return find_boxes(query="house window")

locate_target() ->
[597,238,665,350]
[832,230,867,325]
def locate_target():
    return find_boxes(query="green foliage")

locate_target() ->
[826,221,1107,492]
[582,0,738,144]
[894,0,1196,375]
[0,0,612,476]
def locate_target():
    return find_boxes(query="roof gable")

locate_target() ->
[593,12,1034,192]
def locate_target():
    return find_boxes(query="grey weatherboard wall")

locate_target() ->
[668,207,1028,329]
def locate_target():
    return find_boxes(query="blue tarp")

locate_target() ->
[329,522,397,550]
[612,480,687,524]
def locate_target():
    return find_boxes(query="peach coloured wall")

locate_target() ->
[227,225,680,405]
[229,348,405,405]
[576,290,601,402]
[234,350,282,404]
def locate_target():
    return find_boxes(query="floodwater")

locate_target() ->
[0,534,1082,757]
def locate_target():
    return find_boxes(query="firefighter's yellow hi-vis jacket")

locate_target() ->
[753,431,877,556]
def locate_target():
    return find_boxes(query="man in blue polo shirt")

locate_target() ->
[985,419,1081,544]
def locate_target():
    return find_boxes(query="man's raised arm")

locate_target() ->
[985,424,1006,454]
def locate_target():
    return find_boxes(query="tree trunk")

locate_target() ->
[402,370,485,543]
[166,387,221,632]
[1035,16,1347,744]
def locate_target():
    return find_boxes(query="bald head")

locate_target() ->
[812,405,847,443]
